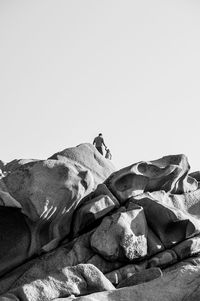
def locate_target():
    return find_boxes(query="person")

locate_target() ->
[93,133,107,155]
[105,148,112,160]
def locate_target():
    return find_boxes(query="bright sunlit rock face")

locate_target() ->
[1,147,200,301]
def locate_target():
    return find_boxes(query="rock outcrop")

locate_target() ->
[1,147,200,301]
[62,258,200,301]
[90,205,148,261]
[0,144,115,283]
[49,143,115,186]
[5,264,115,301]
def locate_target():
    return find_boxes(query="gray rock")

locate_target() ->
[72,195,118,236]
[1,158,94,278]
[105,154,197,203]
[0,231,94,295]
[3,159,38,175]
[131,191,200,248]
[105,260,148,285]
[0,208,30,279]
[3,264,115,301]
[172,235,200,260]
[87,254,123,274]
[172,188,200,217]
[116,267,162,288]
[49,143,115,187]
[0,159,5,170]
[148,250,178,268]
[72,183,119,236]
[146,227,165,257]
[67,261,200,301]
[90,205,148,261]
[189,171,200,182]
[2,151,200,301]
[4,159,94,251]
[0,144,115,279]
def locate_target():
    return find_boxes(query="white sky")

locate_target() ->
[0,0,200,171]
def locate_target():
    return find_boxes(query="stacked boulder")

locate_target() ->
[1,144,200,300]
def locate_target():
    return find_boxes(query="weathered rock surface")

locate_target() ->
[0,231,94,295]
[105,261,148,285]
[105,154,198,203]
[1,152,200,301]
[116,267,162,288]
[61,260,200,301]
[172,188,200,217]
[49,143,115,186]
[87,254,123,274]
[172,234,200,260]
[72,184,119,236]
[3,264,115,301]
[0,208,30,278]
[3,159,38,175]
[0,144,115,279]
[148,249,178,268]
[4,159,94,234]
[0,160,94,278]
[0,160,5,175]
[189,170,200,182]
[131,191,200,249]
[90,205,148,261]
[0,179,22,208]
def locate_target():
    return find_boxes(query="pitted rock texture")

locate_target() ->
[0,144,115,280]
[49,143,115,186]
[105,154,198,203]
[61,260,200,301]
[90,205,148,261]
[3,159,38,175]
[4,264,115,301]
[1,151,200,301]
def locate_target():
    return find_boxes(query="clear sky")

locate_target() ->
[0,0,200,171]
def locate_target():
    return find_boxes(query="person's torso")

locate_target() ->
[95,136,104,147]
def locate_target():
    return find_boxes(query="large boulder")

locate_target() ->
[116,267,162,289]
[0,231,95,295]
[3,159,94,250]
[170,188,200,217]
[131,191,200,249]
[3,159,38,175]
[189,171,200,182]
[2,151,200,301]
[0,144,115,280]
[105,154,197,203]
[0,208,30,278]
[49,143,115,186]
[0,178,22,208]
[90,205,148,261]
[105,261,148,285]
[148,249,178,269]
[72,184,119,236]
[87,254,123,274]
[3,264,115,301]
[61,258,200,301]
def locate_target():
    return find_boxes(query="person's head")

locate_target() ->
[99,133,103,137]
[106,149,110,152]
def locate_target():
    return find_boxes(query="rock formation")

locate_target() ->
[1,145,200,300]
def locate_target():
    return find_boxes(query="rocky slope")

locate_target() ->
[1,144,200,300]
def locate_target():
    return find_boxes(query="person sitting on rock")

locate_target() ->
[105,148,112,160]
[93,133,107,155]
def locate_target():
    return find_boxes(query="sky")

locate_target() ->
[0,0,200,171]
